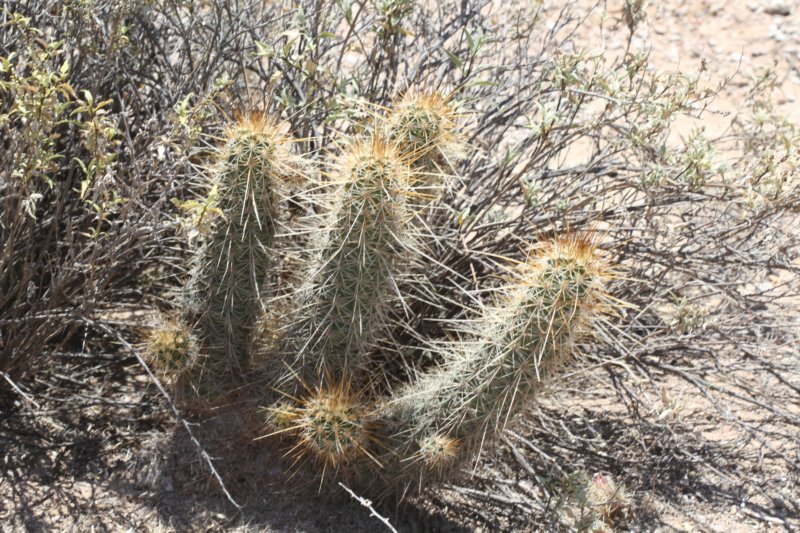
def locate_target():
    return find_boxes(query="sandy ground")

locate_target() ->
[576,0,800,126]
[547,0,799,187]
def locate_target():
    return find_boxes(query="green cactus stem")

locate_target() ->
[186,115,304,373]
[285,136,415,385]
[386,91,463,200]
[372,234,616,494]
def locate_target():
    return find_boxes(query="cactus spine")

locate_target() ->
[372,235,614,493]
[187,115,302,372]
[285,136,413,384]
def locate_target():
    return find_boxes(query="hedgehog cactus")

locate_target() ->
[272,379,377,481]
[371,235,615,493]
[142,315,197,373]
[187,115,303,372]
[387,91,462,198]
[285,136,414,384]
[164,95,625,503]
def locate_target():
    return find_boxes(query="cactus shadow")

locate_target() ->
[132,411,471,532]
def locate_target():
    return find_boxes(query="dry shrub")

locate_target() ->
[0,0,257,386]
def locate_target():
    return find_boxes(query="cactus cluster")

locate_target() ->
[153,91,620,500]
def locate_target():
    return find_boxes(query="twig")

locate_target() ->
[1,370,40,409]
[501,434,551,499]
[96,322,243,512]
[443,484,535,514]
[338,482,398,533]
[740,505,788,526]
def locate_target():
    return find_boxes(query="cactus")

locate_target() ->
[142,315,197,373]
[584,472,631,527]
[270,378,378,482]
[386,91,462,199]
[186,115,304,373]
[140,315,218,413]
[170,97,624,503]
[282,136,414,385]
[369,234,615,494]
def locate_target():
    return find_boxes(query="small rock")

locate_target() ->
[765,1,792,16]
[709,2,725,15]
[729,52,746,63]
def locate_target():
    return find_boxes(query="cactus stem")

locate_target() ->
[371,233,618,494]
[285,135,415,385]
[186,114,306,373]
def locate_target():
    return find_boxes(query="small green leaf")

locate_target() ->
[255,40,274,58]
[467,79,498,88]
[175,93,193,120]
[444,49,462,70]
[338,0,353,25]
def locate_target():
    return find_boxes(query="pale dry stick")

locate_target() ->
[338,482,398,533]
[1,370,40,408]
[443,484,535,514]
[96,322,243,512]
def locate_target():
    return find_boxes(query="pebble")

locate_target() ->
[709,2,725,16]
[769,26,788,42]
[729,52,746,63]
[764,1,793,16]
